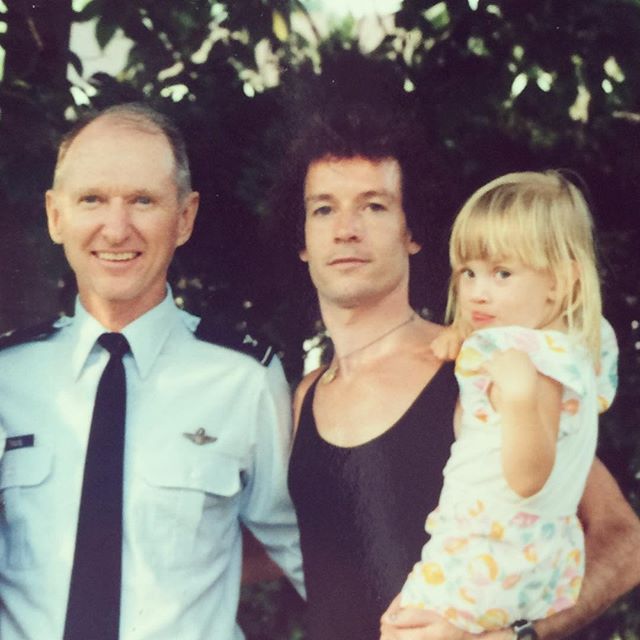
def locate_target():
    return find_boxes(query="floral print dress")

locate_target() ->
[401,320,618,632]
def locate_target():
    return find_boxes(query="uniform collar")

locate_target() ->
[70,288,182,380]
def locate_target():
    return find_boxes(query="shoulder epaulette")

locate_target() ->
[0,318,63,352]
[195,314,276,367]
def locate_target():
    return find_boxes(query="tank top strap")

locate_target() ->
[296,369,327,447]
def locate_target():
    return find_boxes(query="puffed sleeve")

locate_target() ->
[239,356,305,597]
[596,317,619,413]
[458,326,586,397]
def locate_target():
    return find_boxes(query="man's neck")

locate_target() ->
[80,290,168,332]
[320,295,416,363]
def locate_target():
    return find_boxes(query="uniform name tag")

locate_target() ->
[5,434,35,451]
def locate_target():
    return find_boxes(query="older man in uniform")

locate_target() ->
[0,103,303,640]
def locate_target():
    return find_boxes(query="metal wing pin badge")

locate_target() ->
[183,427,217,445]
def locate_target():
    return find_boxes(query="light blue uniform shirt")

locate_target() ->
[0,291,304,639]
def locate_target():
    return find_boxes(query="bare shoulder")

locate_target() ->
[416,318,446,339]
[292,367,325,432]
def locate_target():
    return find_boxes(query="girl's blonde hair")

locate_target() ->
[446,170,602,360]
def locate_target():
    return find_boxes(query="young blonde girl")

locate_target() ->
[400,171,618,633]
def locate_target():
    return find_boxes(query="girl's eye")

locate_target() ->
[495,269,511,279]
[460,268,475,279]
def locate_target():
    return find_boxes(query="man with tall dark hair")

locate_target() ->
[281,101,640,640]
[0,103,303,640]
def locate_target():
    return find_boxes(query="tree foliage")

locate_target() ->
[1,1,639,637]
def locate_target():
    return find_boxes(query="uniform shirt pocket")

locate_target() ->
[135,449,243,570]
[0,446,53,570]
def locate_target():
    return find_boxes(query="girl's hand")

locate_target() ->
[431,326,464,361]
[380,596,513,640]
[483,348,538,407]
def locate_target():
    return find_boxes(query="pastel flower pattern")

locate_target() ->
[401,320,618,632]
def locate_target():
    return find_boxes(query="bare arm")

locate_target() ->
[486,350,561,498]
[241,526,284,584]
[534,458,640,639]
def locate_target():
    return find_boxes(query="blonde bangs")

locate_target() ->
[449,195,555,273]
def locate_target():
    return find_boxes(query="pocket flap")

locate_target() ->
[0,446,53,489]
[141,450,242,497]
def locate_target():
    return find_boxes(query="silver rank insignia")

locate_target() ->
[183,427,217,445]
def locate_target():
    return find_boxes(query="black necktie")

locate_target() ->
[64,332,130,640]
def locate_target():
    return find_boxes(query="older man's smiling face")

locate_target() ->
[46,116,198,325]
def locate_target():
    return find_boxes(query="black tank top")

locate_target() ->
[288,361,457,640]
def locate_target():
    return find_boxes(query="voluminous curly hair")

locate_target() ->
[270,99,440,252]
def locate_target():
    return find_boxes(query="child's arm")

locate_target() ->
[484,348,562,498]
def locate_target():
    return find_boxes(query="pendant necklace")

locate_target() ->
[320,312,416,385]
